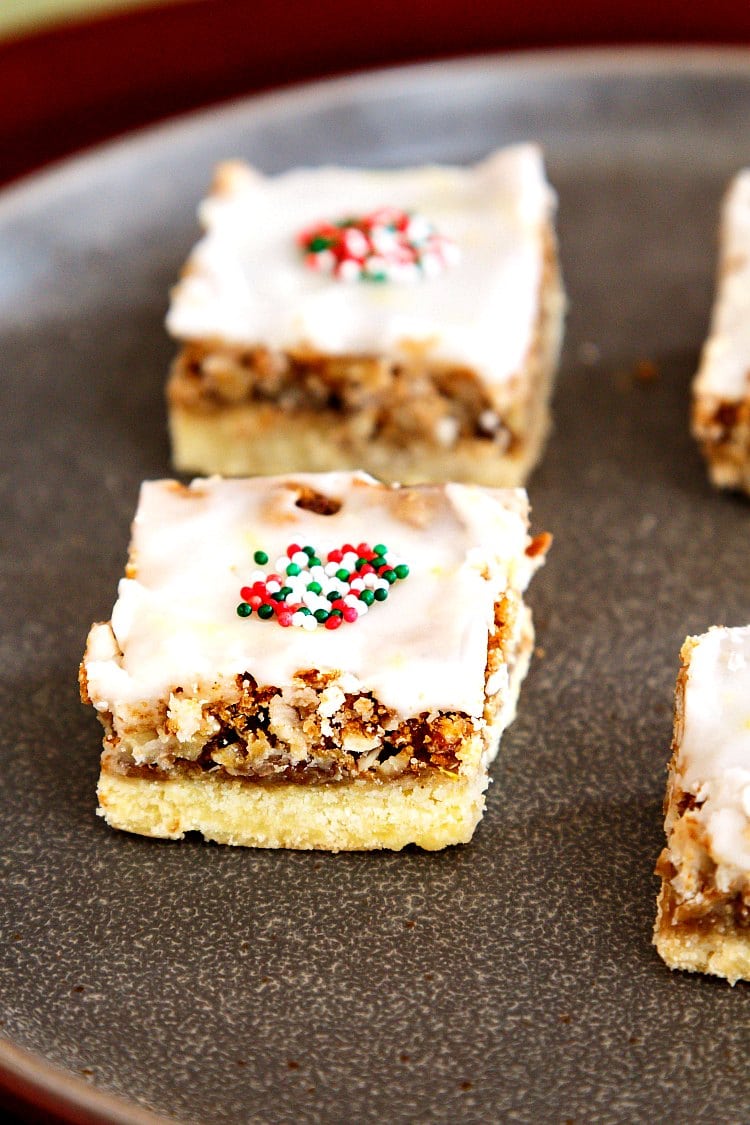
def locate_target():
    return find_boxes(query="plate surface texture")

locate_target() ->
[1,49,749,1124]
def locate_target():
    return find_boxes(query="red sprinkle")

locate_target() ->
[287,543,301,558]
[343,606,358,623]
[325,615,343,630]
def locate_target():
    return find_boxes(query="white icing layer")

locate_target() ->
[679,625,750,891]
[695,170,750,401]
[84,473,542,725]
[166,146,556,407]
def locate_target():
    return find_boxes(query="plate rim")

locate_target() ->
[3,43,750,222]
[3,40,750,1125]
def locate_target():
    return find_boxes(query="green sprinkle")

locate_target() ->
[335,568,349,582]
[374,588,388,602]
[286,563,301,577]
[280,586,293,599]
[373,543,387,557]
[307,581,322,595]
[327,591,339,603]
[309,235,332,252]
[254,550,268,565]
[359,589,375,606]
[356,557,369,570]
[395,564,410,579]
[384,569,397,584]
[330,608,343,618]
[237,602,253,618]
[300,607,312,615]
[303,545,316,558]
[258,604,274,620]
[309,556,322,568]
[314,608,329,623]
[271,591,284,602]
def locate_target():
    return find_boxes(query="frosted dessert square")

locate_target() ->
[166,146,565,487]
[655,626,750,983]
[80,472,549,851]
[693,171,750,493]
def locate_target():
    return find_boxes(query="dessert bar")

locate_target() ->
[166,146,565,486]
[693,171,750,493]
[654,626,750,983]
[80,472,549,851]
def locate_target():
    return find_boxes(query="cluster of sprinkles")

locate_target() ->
[236,542,409,630]
[297,207,459,284]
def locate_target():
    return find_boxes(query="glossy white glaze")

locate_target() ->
[166,146,555,407]
[680,625,750,891]
[84,473,542,724]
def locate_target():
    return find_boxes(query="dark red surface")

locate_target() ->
[2,0,750,185]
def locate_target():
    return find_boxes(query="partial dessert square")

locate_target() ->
[693,171,750,493]
[654,626,750,983]
[166,145,565,487]
[80,472,549,851]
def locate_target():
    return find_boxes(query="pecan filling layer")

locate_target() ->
[95,597,520,787]
[168,341,514,449]
[656,852,750,933]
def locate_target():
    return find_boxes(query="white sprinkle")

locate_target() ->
[478,409,501,435]
[266,580,281,594]
[434,416,459,448]
[337,259,361,283]
[344,228,369,257]
[292,551,309,568]
[407,216,431,243]
[292,612,306,628]
[274,555,288,572]
[420,252,442,279]
[371,226,398,253]
[302,615,318,631]
[325,562,339,577]
[315,249,336,273]
[349,578,364,592]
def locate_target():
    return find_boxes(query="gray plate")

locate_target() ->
[1,48,749,1125]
